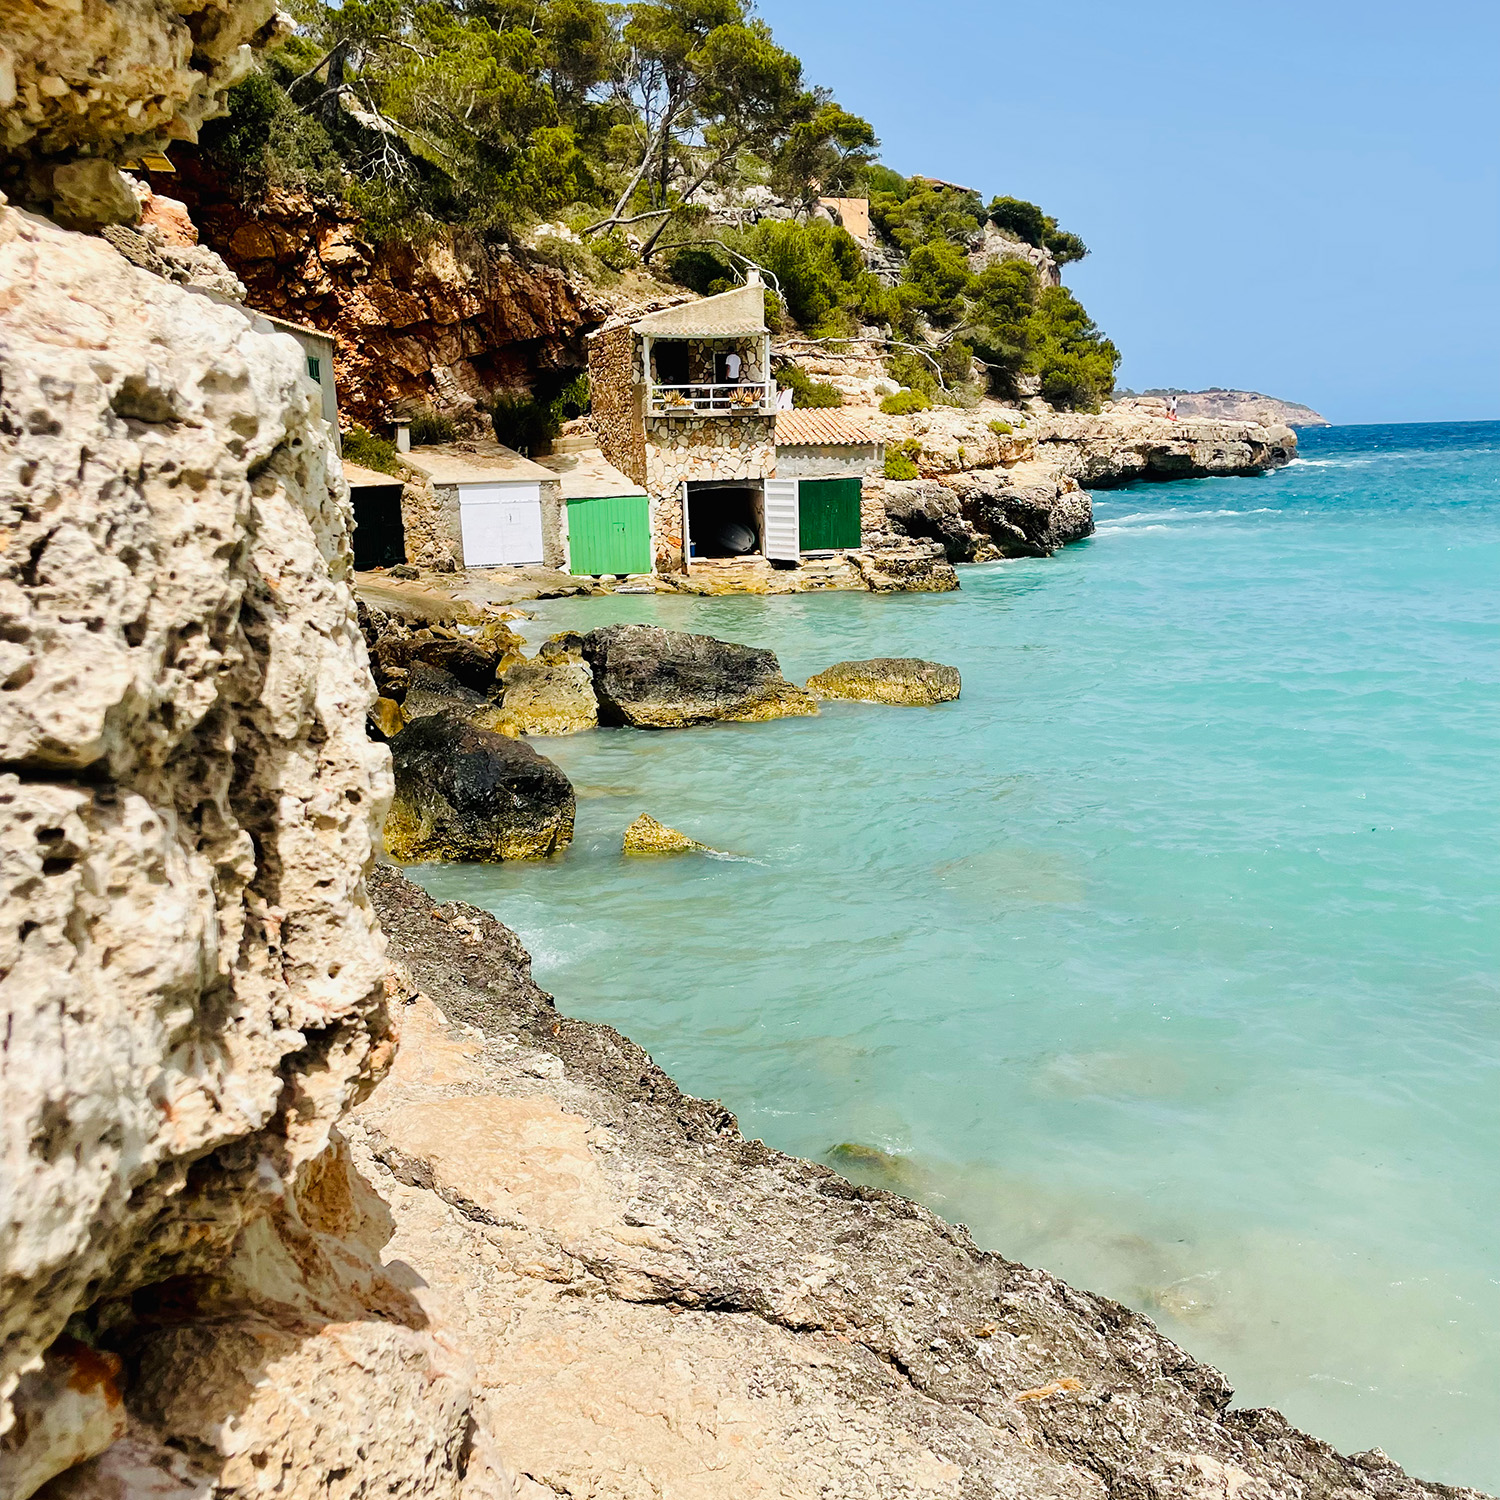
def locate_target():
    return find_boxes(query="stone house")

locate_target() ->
[772,410,883,553]
[589,278,783,572]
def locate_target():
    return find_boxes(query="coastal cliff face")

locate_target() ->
[165,177,607,429]
[1034,406,1298,487]
[1155,390,1331,428]
[0,200,408,1495]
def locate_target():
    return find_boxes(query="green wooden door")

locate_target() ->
[568,494,653,575]
[797,477,863,551]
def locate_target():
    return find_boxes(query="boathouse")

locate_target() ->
[537,450,653,577]
[589,277,782,571]
[772,409,881,553]
[401,441,564,569]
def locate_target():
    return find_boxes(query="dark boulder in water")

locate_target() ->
[384,711,574,861]
[581,624,816,729]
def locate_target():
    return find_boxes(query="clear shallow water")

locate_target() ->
[409,423,1500,1488]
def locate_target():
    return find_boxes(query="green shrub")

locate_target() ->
[872,183,985,255]
[777,363,844,408]
[407,410,457,446]
[967,259,1037,395]
[666,244,737,295]
[590,228,638,271]
[880,388,932,416]
[987,419,1013,436]
[898,239,972,320]
[554,372,591,419]
[986,195,1046,247]
[883,437,922,480]
[1030,286,1120,411]
[342,425,399,475]
[740,220,887,336]
[885,348,939,399]
[490,392,562,455]
[199,65,344,195]
[1043,223,1088,266]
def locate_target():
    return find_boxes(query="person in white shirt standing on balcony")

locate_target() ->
[724,350,742,385]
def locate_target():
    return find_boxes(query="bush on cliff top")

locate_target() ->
[776,363,844,408]
[881,388,931,416]
[342,425,400,474]
[1030,287,1120,411]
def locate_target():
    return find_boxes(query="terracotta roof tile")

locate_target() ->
[774,410,876,447]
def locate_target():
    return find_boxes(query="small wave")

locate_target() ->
[1095,524,1174,535]
[1103,508,1277,524]
[1286,457,1377,468]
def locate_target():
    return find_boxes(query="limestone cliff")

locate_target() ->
[1135,390,1332,427]
[0,201,399,1495]
[0,0,283,227]
[162,176,609,429]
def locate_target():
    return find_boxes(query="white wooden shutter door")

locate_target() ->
[459,482,543,565]
[502,493,545,563]
[762,478,800,561]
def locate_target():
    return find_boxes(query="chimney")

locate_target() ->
[394,420,411,453]
[745,267,762,287]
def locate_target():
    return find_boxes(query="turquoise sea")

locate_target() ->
[409,422,1500,1489]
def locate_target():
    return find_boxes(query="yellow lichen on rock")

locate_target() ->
[622,814,709,855]
[806,658,961,706]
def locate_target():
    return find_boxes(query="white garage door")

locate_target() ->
[458,482,544,567]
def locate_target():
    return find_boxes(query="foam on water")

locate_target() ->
[408,423,1500,1489]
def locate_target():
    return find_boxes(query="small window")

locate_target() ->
[306,355,321,382]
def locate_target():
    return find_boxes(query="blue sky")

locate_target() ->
[755,0,1499,424]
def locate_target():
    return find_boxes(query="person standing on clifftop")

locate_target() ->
[1168,394,1179,420]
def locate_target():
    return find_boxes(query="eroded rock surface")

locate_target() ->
[385,712,574,862]
[807,658,961,706]
[0,203,391,1481]
[169,180,609,430]
[583,623,817,728]
[1033,409,1297,487]
[356,868,1488,1500]
[2,0,282,227]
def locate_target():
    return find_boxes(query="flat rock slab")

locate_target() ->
[356,867,1479,1500]
[808,658,961,705]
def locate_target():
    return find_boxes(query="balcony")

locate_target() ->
[648,381,776,418]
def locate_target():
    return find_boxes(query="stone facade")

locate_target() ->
[645,415,776,572]
[588,323,645,488]
[590,320,778,574]
[397,478,462,571]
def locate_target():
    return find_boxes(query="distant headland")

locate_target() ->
[1121,387,1332,427]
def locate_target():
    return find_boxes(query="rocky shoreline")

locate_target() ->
[339,868,1484,1500]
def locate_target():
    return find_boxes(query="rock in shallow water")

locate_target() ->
[806,658,961,706]
[495,634,599,736]
[385,711,574,861]
[622,814,710,854]
[582,624,816,729]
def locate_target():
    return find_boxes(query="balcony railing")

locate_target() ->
[647,381,775,417]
